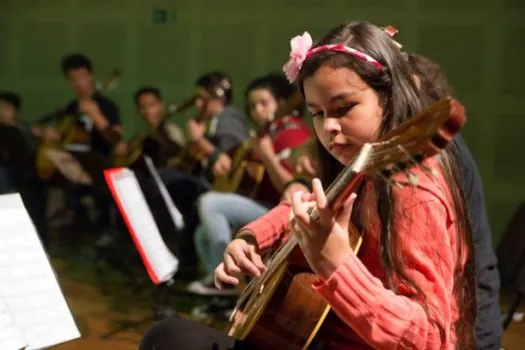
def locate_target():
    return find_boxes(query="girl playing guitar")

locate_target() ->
[141,21,476,350]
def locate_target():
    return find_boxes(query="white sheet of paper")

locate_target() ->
[0,194,80,350]
[108,169,178,283]
[0,295,27,350]
[144,156,184,230]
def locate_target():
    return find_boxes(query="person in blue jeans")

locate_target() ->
[153,71,249,276]
[187,73,312,297]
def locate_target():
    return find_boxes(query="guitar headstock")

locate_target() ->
[97,68,123,93]
[350,97,465,181]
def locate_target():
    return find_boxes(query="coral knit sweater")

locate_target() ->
[239,158,467,349]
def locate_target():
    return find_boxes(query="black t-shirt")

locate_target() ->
[63,93,120,156]
[453,134,501,349]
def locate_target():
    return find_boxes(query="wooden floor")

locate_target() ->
[51,275,525,350]
[52,278,148,350]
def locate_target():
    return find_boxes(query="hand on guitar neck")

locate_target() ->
[186,118,206,142]
[78,98,102,120]
[289,179,359,280]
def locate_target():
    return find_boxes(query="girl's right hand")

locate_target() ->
[214,237,266,289]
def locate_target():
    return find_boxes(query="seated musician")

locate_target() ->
[114,86,185,168]
[0,91,48,244]
[140,21,476,350]
[0,92,34,193]
[187,73,311,297]
[278,47,501,350]
[156,71,249,274]
[41,53,122,231]
[58,53,122,155]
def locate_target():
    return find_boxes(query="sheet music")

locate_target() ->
[0,295,27,350]
[107,169,178,284]
[144,156,184,230]
[0,194,80,350]
[45,149,92,185]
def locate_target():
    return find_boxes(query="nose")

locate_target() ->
[255,104,266,118]
[323,116,341,137]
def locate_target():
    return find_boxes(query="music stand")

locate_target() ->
[100,168,180,340]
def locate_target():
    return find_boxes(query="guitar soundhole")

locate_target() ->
[413,153,424,163]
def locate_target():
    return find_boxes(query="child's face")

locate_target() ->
[138,93,164,126]
[194,87,223,119]
[0,100,17,123]
[247,88,278,126]
[66,67,93,98]
[303,66,383,165]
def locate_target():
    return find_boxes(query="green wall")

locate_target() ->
[1,0,524,243]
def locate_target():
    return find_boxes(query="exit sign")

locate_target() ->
[152,8,176,24]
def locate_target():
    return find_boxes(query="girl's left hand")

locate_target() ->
[289,178,358,280]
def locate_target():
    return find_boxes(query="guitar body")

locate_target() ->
[168,143,204,174]
[228,246,331,350]
[36,144,58,180]
[36,115,74,180]
[35,115,91,180]
[214,142,281,204]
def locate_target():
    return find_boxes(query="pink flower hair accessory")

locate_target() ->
[282,31,313,83]
[282,32,385,83]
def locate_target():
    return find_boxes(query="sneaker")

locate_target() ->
[191,297,236,320]
[186,275,238,297]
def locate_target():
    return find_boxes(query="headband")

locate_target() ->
[282,31,384,83]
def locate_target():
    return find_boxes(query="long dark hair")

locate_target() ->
[297,21,476,348]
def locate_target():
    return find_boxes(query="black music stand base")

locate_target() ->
[100,279,177,340]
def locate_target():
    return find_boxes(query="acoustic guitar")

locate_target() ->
[166,78,232,174]
[227,97,466,349]
[112,95,196,168]
[36,69,122,180]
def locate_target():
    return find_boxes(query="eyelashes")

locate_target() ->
[310,103,357,119]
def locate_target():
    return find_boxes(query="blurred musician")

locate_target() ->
[57,53,122,155]
[188,73,311,297]
[114,86,185,169]
[38,54,122,232]
[155,71,249,276]
[0,91,48,244]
